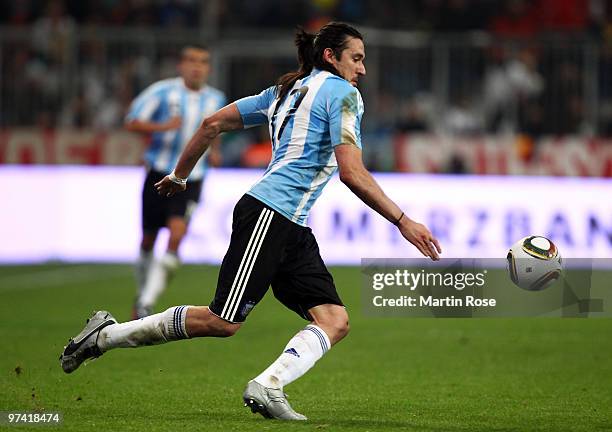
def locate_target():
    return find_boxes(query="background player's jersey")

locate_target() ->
[126,77,226,180]
[236,69,364,226]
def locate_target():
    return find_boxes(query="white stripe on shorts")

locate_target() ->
[221,208,274,321]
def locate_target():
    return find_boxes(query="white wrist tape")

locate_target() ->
[168,171,187,186]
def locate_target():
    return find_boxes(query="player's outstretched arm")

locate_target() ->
[155,103,243,196]
[334,144,442,260]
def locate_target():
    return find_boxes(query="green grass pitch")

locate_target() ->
[1,264,611,431]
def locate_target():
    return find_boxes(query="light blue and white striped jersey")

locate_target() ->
[126,77,226,180]
[236,68,364,226]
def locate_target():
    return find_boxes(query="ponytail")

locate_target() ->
[276,23,363,101]
[276,28,315,101]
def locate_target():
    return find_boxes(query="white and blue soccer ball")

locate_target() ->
[506,236,563,291]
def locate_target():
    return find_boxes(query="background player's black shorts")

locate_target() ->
[141,169,203,232]
[209,194,343,323]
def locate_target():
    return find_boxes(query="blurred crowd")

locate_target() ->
[0,0,200,28]
[0,0,607,33]
[2,0,612,168]
[224,0,604,35]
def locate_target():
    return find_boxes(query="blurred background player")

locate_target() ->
[125,45,226,318]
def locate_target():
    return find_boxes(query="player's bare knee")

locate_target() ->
[334,307,350,331]
[332,317,350,341]
[311,307,350,343]
[340,319,350,338]
[167,218,187,240]
[186,307,241,337]
[206,315,240,337]
[215,322,240,337]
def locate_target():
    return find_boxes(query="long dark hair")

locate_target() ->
[276,22,363,101]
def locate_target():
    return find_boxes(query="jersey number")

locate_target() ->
[271,86,309,147]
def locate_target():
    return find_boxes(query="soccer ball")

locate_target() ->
[506,236,563,291]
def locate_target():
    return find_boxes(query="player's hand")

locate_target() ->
[154,175,186,197]
[398,217,442,261]
[162,117,182,131]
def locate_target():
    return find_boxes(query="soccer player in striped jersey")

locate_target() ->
[61,23,441,421]
[125,45,226,319]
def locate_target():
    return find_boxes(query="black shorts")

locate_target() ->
[141,169,203,232]
[209,194,343,323]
